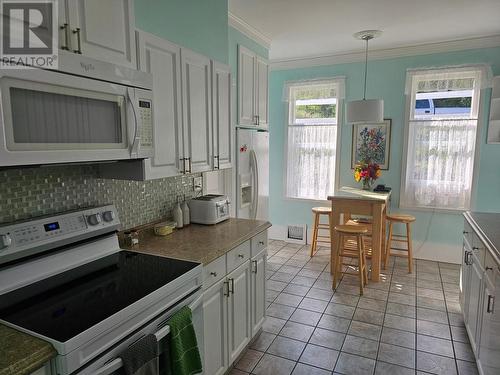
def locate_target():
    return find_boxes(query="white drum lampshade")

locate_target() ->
[346,99,384,124]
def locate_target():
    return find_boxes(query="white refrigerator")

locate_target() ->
[235,128,269,220]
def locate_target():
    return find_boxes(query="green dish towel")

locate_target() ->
[167,305,203,375]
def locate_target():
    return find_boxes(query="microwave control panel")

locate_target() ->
[139,100,153,147]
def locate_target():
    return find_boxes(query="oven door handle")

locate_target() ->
[92,293,202,375]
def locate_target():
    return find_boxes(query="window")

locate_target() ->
[401,67,487,210]
[285,80,343,200]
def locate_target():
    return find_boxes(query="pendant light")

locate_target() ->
[345,30,384,124]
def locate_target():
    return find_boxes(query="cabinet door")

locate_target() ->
[227,262,251,364]
[256,57,269,126]
[251,250,267,336]
[238,46,256,126]
[203,279,228,375]
[137,31,183,178]
[181,49,213,173]
[466,253,483,354]
[67,0,136,67]
[478,268,500,375]
[212,62,232,170]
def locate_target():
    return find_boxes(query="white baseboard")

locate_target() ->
[269,224,461,264]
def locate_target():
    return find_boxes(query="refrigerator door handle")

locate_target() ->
[250,149,259,220]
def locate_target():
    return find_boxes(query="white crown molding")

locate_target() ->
[228,12,271,50]
[270,34,500,70]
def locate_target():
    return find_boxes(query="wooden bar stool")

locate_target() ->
[385,214,416,273]
[310,207,332,257]
[333,225,368,295]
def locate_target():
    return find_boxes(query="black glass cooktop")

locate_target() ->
[0,251,199,342]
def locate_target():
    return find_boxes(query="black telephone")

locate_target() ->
[374,184,392,192]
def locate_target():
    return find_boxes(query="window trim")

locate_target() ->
[283,79,343,201]
[399,69,486,212]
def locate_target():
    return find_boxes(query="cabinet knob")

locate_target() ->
[238,254,244,258]
[210,271,217,277]
[258,241,265,245]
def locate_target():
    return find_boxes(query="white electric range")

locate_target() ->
[0,205,203,375]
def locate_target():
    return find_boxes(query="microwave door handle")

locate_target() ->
[127,88,140,157]
[92,324,171,375]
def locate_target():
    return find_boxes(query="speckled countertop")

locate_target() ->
[121,218,272,264]
[0,324,56,375]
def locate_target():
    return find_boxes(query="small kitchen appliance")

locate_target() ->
[188,194,230,225]
[0,205,203,375]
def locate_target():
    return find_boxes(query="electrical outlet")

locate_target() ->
[193,176,203,192]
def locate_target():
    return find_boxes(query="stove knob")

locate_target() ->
[0,234,12,250]
[87,213,102,226]
[102,210,115,222]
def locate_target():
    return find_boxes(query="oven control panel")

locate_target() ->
[0,205,120,265]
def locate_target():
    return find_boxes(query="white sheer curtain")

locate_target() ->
[285,79,344,200]
[401,66,491,210]
[405,119,476,209]
[286,125,337,199]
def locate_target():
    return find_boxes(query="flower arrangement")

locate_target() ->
[354,161,381,190]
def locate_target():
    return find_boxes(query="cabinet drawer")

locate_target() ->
[251,231,268,257]
[203,256,226,288]
[472,232,486,267]
[463,220,473,246]
[227,240,251,273]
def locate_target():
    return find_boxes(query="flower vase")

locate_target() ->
[362,179,371,191]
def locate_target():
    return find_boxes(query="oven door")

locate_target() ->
[0,68,153,166]
[75,289,204,375]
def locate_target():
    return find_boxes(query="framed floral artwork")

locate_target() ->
[351,119,391,170]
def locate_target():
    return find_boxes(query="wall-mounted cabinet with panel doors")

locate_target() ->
[58,0,136,67]
[100,31,232,180]
[203,231,267,375]
[238,46,269,128]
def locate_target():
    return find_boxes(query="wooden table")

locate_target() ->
[328,186,391,284]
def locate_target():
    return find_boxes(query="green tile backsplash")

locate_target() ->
[0,165,200,229]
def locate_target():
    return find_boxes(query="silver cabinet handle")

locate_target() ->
[180,158,186,174]
[217,155,220,169]
[229,278,234,295]
[186,157,192,173]
[210,272,217,277]
[252,260,258,273]
[60,23,70,50]
[256,115,260,125]
[238,254,244,258]
[253,115,258,125]
[464,251,472,265]
[258,241,265,246]
[487,295,495,313]
[213,155,219,170]
[72,28,82,54]
[223,280,230,297]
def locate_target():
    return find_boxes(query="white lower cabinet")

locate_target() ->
[227,261,252,364]
[203,278,228,375]
[202,231,267,375]
[251,250,266,336]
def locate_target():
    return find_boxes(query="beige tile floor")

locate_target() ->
[229,240,477,375]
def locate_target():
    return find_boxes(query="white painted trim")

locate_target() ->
[270,34,500,70]
[269,224,461,264]
[228,12,271,50]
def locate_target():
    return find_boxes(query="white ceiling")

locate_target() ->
[229,0,500,61]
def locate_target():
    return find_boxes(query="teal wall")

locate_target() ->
[134,0,229,63]
[269,47,500,252]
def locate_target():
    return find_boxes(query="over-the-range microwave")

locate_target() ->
[0,53,154,166]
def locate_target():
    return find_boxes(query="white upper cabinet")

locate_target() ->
[238,46,256,126]
[212,62,232,170]
[181,49,213,173]
[238,46,268,128]
[60,0,136,68]
[137,31,183,178]
[256,57,269,126]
